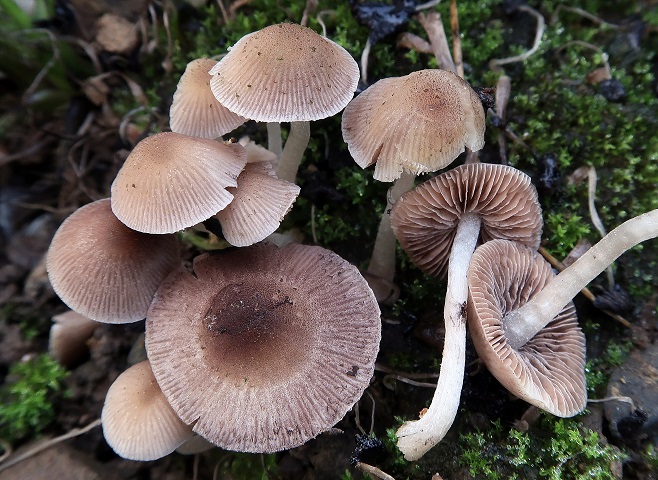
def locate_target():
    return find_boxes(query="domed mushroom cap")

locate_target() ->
[341,69,486,182]
[170,58,247,139]
[102,360,194,461]
[146,242,381,453]
[215,162,300,247]
[391,163,542,278]
[209,23,360,122]
[111,132,248,234]
[46,199,181,323]
[467,239,587,417]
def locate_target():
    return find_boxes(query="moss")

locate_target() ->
[0,354,69,442]
[459,416,625,479]
[585,339,632,396]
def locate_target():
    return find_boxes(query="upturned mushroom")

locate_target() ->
[46,199,181,323]
[498,208,658,349]
[467,239,586,417]
[390,163,542,460]
[146,242,381,453]
[341,69,486,301]
[209,22,360,182]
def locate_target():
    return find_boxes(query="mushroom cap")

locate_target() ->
[215,162,300,247]
[467,239,587,417]
[391,163,543,278]
[49,310,99,367]
[101,360,194,461]
[111,132,248,234]
[209,23,360,122]
[146,242,381,453]
[341,69,486,182]
[46,199,181,323]
[169,58,247,139]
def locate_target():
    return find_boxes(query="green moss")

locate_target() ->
[0,354,69,442]
[585,340,632,396]
[459,416,625,479]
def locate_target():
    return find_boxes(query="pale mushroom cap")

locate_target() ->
[46,199,181,323]
[467,239,587,417]
[49,310,99,367]
[391,163,543,278]
[101,360,194,461]
[341,69,486,182]
[111,132,247,234]
[170,58,247,139]
[209,23,360,122]
[215,162,300,247]
[239,136,279,166]
[146,242,381,453]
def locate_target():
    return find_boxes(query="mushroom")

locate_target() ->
[101,360,194,461]
[390,163,542,460]
[341,69,486,301]
[146,242,381,453]
[209,22,360,183]
[500,208,658,349]
[49,310,99,367]
[46,199,181,323]
[467,239,587,417]
[169,58,247,139]
[214,161,300,246]
[110,132,247,234]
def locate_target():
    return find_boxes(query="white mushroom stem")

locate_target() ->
[396,212,481,461]
[367,171,416,283]
[504,208,658,350]
[267,122,282,159]
[275,121,311,183]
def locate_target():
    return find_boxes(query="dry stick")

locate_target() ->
[355,462,397,480]
[538,247,631,328]
[0,419,102,473]
[418,12,456,73]
[383,374,438,389]
[449,0,464,78]
[216,0,231,24]
[228,0,254,16]
[489,5,545,71]
[550,5,621,29]
[397,32,434,54]
[316,10,335,37]
[375,363,440,380]
[299,0,318,27]
[495,74,511,165]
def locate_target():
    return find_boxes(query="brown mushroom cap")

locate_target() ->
[101,360,194,461]
[215,162,300,247]
[391,163,543,278]
[209,23,359,122]
[146,242,381,453]
[341,69,486,182]
[49,310,99,367]
[170,58,247,139]
[111,132,247,234]
[46,199,181,323]
[467,239,587,417]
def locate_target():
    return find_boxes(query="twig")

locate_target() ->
[495,74,511,164]
[355,462,397,480]
[449,0,463,78]
[397,32,433,54]
[418,12,456,73]
[550,5,620,30]
[490,5,545,71]
[383,374,437,389]
[216,0,231,24]
[375,363,440,379]
[0,419,101,473]
[316,10,335,37]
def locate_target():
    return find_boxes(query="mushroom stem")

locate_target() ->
[367,171,416,284]
[267,122,282,159]
[396,212,481,460]
[275,121,310,183]
[504,208,658,349]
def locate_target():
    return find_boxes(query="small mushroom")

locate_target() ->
[46,199,181,323]
[101,360,194,461]
[341,69,486,301]
[467,239,587,417]
[146,242,381,453]
[49,310,99,367]
[209,23,360,182]
[390,163,542,460]
[169,58,247,139]
[110,132,247,234]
